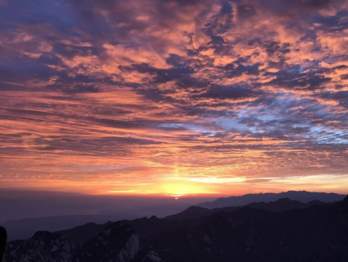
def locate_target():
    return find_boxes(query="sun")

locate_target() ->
[160,180,214,197]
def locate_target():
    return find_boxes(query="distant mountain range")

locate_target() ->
[4,192,348,262]
[2,190,345,242]
[197,190,346,209]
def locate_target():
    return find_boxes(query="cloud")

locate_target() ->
[0,0,348,196]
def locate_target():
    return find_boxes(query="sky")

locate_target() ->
[0,189,216,222]
[1,0,348,198]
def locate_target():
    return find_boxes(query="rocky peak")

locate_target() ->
[73,221,139,262]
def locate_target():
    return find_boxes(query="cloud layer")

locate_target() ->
[1,0,348,196]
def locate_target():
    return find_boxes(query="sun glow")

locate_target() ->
[160,181,216,197]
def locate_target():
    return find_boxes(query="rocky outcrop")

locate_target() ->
[6,231,73,262]
[73,222,139,262]
[141,251,163,262]
[6,222,139,262]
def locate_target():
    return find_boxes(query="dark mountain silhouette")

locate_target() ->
[165,206,213,221]
[60,216,182,244]
[127,216,182,239]
[1,212,138,242]
[1,203,190,242]
[6,231,74,262]
[166,198,328,221]
[139,200,348,262]
[197,190,345,209]
[246,198,328,212]
[58,222,113,244]
[5,196,348,262]
[2,191,343,242]
[0,226,6,261]
[73,222,139,262]
[5,222,162,262]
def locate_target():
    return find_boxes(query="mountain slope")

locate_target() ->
[165,198,328,221]
[148,201,348,262]
[1,203,190,241]
[73,222,139,262]
[57,221,113,244]
[1,212,139,242]
[165,206,213,221]
[5,222,159,262]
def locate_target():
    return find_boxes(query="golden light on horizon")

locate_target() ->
[159,180,217,197]
[2,172,348,197]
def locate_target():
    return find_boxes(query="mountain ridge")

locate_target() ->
[3,190,345,241]
[165,197,329,221]
[197,190,345,209]
[5,194,348,261]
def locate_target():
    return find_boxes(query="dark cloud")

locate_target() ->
[38,52,63,65]
[235,4,257,21]
[266,68,332,91]
[61,84,101,94]
[198,84,259,100]
[53,43,101,59]
[0,61,53,83]
[220,63,260,78]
